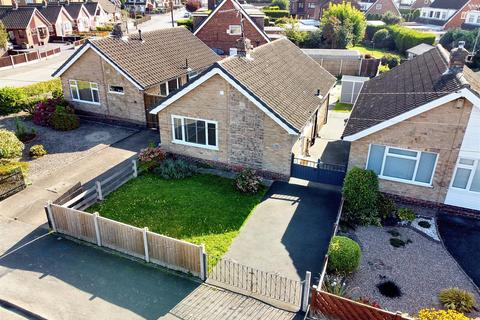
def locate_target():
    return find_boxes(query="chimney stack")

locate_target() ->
[138,29,143,42]
[236,36,253,58]
[449,41,469,73]
[111,23,123,38]
[12,0,18,10]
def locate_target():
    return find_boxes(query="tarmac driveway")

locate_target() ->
[437,213,480,287]
[226,182,341,282]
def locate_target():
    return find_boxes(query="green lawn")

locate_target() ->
[349,45,402,60]
[332,102,353,112]
[88,173,266,267]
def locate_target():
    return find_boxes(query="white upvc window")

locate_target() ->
[171,115,218,150]
[159,77,182,97]
[109,85,124,94]
[451,158,480,193]
[307,2,316,8]
[228,25,242,35]
[69,80,99,104]
[366,144,439,187]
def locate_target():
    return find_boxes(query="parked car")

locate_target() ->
[183,11,191,18]
[7,42,14,50]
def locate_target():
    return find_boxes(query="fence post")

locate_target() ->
[24,53,28,63]
[10,55,14,68]
[302,271,312,312]
[46,201,57,232]
[93,212,102,246]
[199,244,206,281]
[339,59,343,76]
[143,227,149,263]
[132,159,138,178]
[96,181,103,201]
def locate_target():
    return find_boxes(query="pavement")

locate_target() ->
[132,9,187,33]
[437,213,480,288]
[0,49,75,87]
[225,181,341,282]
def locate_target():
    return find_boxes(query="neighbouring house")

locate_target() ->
[62,2,92,32]
[343,43,480,212]
[52,27,220,126]
[416,0,480,30]
[290,0,360,20]
[83,1,108,28]
[411,0,433,11]
[24,2,74,37]
[0,3,51,47]
[192,0,269,56]
[364,0,401,17]
[149,38,336,180]
[123,0,155,13]
[406,43,434,59]
[95,0,119,21]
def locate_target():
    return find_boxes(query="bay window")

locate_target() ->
[366,144,438,186]
[451,158,480,193]
[171,115,218,149]
[69,80,99,104]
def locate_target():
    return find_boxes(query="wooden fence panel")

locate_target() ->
[310,288,410,320]
[98,217,145,259]
[50,204,96,243]
[147,232,201,275]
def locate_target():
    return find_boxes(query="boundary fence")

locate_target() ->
[45,160,207,279]
[0,168,26,201]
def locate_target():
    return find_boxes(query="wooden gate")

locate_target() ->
[144,93,163,129]
[207,258,305,311]
[291,157,346,186]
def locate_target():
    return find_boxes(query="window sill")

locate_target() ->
[72,99,100,105]
[172,140,219,151]
[379,175,434,188]
[108,91,124,95]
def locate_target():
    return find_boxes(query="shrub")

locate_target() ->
[154,159,196,179]
[271,0,288,10]
[262,9,289,19]
[378,64,390,74]
[29,144,47,158]
[381,11,402,25]
[381,53,400,69]
[50,106,80,131]
[327,236,361,275]
[234,168,262,194]
[417,308,471,320]
[438,288,476,313]
[342,168,380,226]
[419,220,431,229]
[377,280,402,298]
[373,29,394,49]
[96,25,113,31]
[378,193,396,221]
[322,274,348,296]
[390,238,411,248]
[0,87,26,115]
[138,146,166,171]
[33,97,69,126]
[0,159,29,176]
[185,0,201,12]
[0,129,24,159]
[14,117,36,142]
[397,208,415,221]
[388,25,435,53]
[176,18,193,31]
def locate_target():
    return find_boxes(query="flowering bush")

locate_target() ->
[50,106,80,131]
[33,97,69,126]
[417,308,471,320]
[138,146,166,171]
[234,168,262,194]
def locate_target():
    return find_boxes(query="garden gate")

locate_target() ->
[291,157,346,186]
[207,258,310,312]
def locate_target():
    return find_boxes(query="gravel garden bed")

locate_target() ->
[344,226,480,317]
[0,114,137,181]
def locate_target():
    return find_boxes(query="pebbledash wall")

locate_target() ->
[348,99,474,205]
[60,48,147,125]
[157,74,298,180]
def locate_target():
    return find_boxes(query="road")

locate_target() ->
[133,9,188,33]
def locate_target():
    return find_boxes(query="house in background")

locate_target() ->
[62,2,91,32]
[343,43,480,212]
[52,27,220,126]
[411,0,433,11]
[83,1,108,28]
[290,0,359,20]
[364,0,401,17]
[150,38,336,180]
[95,0,119,21]
[416,0,479,30]
[25,2,75,37]
[192,0,269,56]
[0,4,51,47]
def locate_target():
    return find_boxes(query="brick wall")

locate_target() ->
[445,0,480,30]
[157,74,297,178]
[194,0,269,54]
[60,48,147,124]
[366,0,400,16]
[348,99,473,204]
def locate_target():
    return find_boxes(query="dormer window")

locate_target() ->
[228,25,241,35]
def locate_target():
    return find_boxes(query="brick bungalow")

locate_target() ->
[149,38,336,180]
[24,2,75,37]
[416,0,480,30]
[411,0,433,11]
[343,43,480,212]
[52,27,219,126]
[0,4,51,47]
[62,2,91,32]
[364,0,401,17]
[83,1,108,28]
[192,0,270,56]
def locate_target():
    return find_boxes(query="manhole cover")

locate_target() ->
[85,131,112,142]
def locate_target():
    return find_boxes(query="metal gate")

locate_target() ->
[291,157,346,186]
[207,258,305,311]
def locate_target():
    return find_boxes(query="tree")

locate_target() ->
[0,21,7,51]
[320,2,366,48]
[381,11,402,25]
[439,28,479,51]
[372,28,394,49]
[321,16,341,49]
[283,18,308,46]
[271,0,288,10]
[185,0,201,12]
[302,29,323,48]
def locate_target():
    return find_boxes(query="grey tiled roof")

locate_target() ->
[0,7,47,29]
[430,0,469,9]
[343,45,475,137]
[62,3,86,19]
[88,27,220,89]
[219,38,336,132]
[96,0,117,14]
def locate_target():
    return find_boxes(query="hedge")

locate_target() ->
[176,18,193,31]
[0,78,61,116]
[262,9,289,19]
[388,25,435,53]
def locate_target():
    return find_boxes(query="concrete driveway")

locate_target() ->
[437,213,480,287]
[226,182,341,282]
